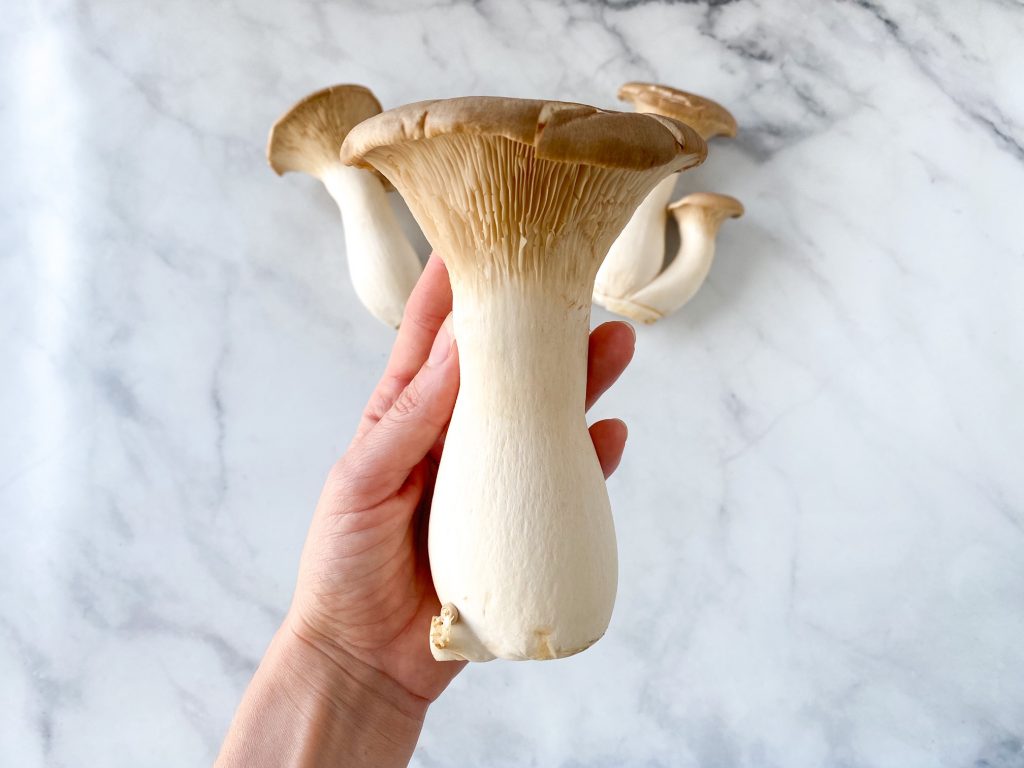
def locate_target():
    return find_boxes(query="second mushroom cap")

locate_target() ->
[618,81,738,141]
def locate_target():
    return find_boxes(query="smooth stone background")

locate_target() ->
[2,1,1022,766]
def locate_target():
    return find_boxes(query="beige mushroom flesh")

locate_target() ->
[267,84,422,328]
[602,193,744,324]
[342,97,706,661]
[593,82,738,312]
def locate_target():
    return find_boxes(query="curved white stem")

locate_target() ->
[428,278,617,661]
[321,165,422,328]
[593,173,677,306]
[613,206,730,323]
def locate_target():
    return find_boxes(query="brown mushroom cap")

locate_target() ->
[668,192,745,224]
[341,96,706,173]
[618,82,738,141]
[341,97,707,289]
[267,84,383,178]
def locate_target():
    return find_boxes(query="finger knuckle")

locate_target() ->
[363,390,392,423]
[391,378,424,419]
[324,458,360,507]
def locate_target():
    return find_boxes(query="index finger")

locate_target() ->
[585,321,636,411]
[353,254,453,441]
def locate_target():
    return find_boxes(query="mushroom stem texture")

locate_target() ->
[435,278,607,661]
[604,192,744,324]
[319,165,421,328]
[342,98,705,661]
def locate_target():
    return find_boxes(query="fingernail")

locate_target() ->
[428,313,455,366]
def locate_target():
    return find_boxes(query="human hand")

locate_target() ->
[286,254,637,706]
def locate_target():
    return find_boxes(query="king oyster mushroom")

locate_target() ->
[342,96,706,661]
[602,193,744,323]
[267,84,423,328]
[594,82,738,313]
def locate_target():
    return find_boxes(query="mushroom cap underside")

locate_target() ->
[268,83,383,177]
[340,96,707,175]
[668,191,745,219]
[618,82,738,140]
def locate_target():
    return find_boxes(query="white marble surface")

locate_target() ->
[3,0,1023,765]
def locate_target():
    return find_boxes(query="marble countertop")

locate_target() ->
[3,1,1023,765]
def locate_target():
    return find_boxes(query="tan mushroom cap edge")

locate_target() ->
[618,82,738,140]
[668,191,745,220]
[267,83,388,182]
[340,96,708,174]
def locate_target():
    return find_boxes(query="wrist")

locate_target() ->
[279,615,431,725]
[216,620,428,768]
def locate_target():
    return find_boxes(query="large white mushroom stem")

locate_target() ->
[343,97,706,662]
[594,82,737,312]
[267,84,422,328]
[602,193,743,324]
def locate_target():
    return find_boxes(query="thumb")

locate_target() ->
[346,314,459,503]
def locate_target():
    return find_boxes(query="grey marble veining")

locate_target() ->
[2,1,1023,766]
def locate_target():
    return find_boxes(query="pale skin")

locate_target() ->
[216,255,636,767]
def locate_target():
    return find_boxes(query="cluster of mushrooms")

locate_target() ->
[267,86,740,663]
[268,82,742,328]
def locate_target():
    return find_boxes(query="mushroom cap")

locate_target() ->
[668,192,745,220]
[267,84,383,178]
[341,97,708,289]
[341,96,707,173]
[618,82,738,140]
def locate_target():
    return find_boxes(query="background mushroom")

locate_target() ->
[343,96,706,662]
[593,82,738,313]
[267,84,423,328]
[602,192,744,323]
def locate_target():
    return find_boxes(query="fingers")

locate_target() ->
[586,323,634,474]
[355,255,453,441]
[586,321,636,411]
[590,418,628,478]
[345,309,631,506]
[343,316,460,508]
